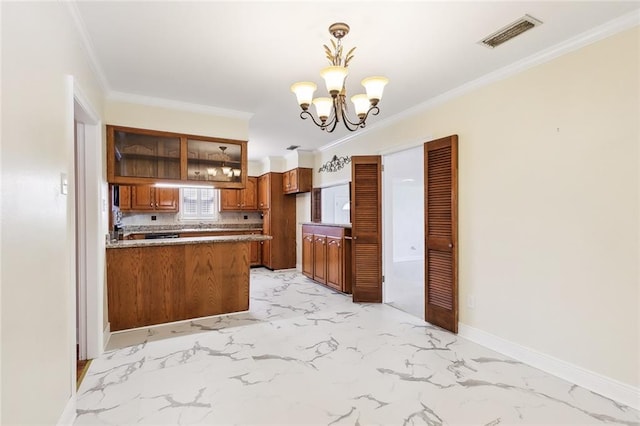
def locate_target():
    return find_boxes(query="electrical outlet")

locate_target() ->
[151,215,157,221]
[244,215,248,220]
[467,295,476,309]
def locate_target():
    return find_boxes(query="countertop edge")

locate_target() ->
[300,222,352,229]
[107,234,272,249]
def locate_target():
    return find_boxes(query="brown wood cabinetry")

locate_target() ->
[119,185,132,210]
[119,185,179,212]
[283,168,312,194]
[107,125,247,189]
[313,235,327,284]
[301,224,352,293]
[259,173,296,269]
[177,230,261,267]
[302,233,314,277]
[257,174,270,209]
[326,236,345,291]
[107,241,250,331]
[220,176,258,211]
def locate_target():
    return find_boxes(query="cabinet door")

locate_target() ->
[261,209,271,268]
[302,232,314,278]
[250,239,261,266]
[243,176,258,210]
[258,174,270,209]
[130,186,155,210]
[313,235,327,284]
[326,236,343,291]
[261,240,271,268]
[282,170,291,193]
[288,169,298,192]
[119,185,132,211]
[220,189,241,211]
[111,130,181,180]
[154,188,179,211]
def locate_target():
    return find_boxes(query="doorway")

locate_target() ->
[383,146,425,318]
[71,76,105,378]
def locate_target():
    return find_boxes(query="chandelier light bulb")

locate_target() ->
[350,94,371,119]
[290,82,317,110]
[313,97,333,121]
[362,76,389,106]
[320,66,348,97]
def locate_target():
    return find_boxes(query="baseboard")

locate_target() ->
[458,323,640,410]
[57,394,77,426]
[103,322,111,350]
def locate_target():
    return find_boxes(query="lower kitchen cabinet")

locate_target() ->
[301,224,352,293]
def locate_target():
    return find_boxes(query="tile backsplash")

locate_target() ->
[119,211,263,227]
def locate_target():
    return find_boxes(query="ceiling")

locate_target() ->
[73,1,640,161]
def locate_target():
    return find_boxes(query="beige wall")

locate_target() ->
[1,2,105,424]
[105,100,250,141]
[315,28,639,387]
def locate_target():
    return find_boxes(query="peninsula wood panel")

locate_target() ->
[107,241,250,331]
[184,242,250,319]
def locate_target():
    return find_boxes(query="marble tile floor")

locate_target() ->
[76,268,640,425]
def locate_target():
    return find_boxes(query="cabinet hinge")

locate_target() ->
[382,275,385,283]
[381,164,384,172]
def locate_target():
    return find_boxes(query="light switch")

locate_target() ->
[60,173,68,195]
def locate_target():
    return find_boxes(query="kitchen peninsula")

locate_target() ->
[106,233,271,331]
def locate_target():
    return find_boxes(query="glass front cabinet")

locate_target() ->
[107,125,247,189]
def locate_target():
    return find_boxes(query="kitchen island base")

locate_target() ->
[107,240,250,331]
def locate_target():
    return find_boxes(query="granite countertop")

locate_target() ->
[107,234,271,249]
[300,222,352,228]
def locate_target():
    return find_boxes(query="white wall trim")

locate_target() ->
[56,395,76,426]
[64,1,110,92]
[458,323,640,410]
[103,322,111,349]
[316,10,640,155]
[108,91,254,121]
[377,136,433,156]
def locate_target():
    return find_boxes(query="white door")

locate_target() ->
[383,146,425,318]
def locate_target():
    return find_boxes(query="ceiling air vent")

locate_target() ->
[286,145,300,150]
[480,14,542,49]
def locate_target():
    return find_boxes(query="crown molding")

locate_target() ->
[64,0,110,92]
[317,9,640,154]
[107,91,254,121]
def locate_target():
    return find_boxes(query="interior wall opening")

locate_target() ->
[383,146,425,318]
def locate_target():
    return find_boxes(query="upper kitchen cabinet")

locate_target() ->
[107,125,247,189]
[283,168,312,194]
[119,185,179,212]
[220,176,258,211]
[186,139,244,187]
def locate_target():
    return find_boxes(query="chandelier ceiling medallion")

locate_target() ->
[291,22,389,133]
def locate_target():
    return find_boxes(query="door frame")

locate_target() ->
[69,76,106,365]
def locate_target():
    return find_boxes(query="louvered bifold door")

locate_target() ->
[351,156,382,303]
[424,135,458,333]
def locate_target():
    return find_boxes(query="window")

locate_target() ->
[180,187,219,220]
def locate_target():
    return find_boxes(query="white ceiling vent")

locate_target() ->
[480,14,542,49]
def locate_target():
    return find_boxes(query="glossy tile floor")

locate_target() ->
[76,268,640,425]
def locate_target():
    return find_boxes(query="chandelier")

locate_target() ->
[291,22,389,133]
